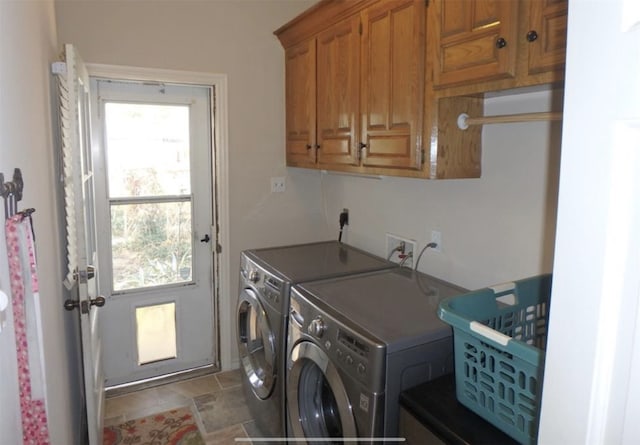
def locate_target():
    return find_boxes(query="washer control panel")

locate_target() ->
[290,288,386,392]
[336,329,370,377]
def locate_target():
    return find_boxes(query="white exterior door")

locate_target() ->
[91,79,217,386]
[56,44,105,445]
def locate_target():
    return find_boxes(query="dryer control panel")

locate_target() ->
[240,253,286,312]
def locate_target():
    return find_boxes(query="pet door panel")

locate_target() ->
[136,302,177,365]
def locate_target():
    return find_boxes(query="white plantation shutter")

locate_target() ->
[54,44,90,288]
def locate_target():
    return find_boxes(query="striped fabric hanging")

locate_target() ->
[5,213,50,444]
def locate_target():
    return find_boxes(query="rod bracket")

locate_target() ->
[457,113,470,130]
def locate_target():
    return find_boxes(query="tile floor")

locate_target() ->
[104,369,262,445]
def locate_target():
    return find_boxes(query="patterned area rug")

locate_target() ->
[103,406,205,445]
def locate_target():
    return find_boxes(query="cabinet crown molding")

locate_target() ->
[274,0,379,48]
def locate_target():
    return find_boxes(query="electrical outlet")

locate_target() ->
[431,230,442,253]
[271,177,285,193]
[385,233,416,267]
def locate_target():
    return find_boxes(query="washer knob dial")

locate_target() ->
[249,270,260,283]
[309,316,326,337]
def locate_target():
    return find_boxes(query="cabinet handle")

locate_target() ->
[495,37,507,49]
[315,144,321,149]
[526,30,538,42]
[357,142,367,160]
[306,144,312,150]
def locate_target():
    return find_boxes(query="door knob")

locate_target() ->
[200,234,210,243]
[64,299,79,311]
[91,296,106,307]
[64,296,106,311]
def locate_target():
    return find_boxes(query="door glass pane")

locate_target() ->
[105,102,191,198]
[111,201,192,291]
[136,302,177,365]
[238,295,275,399]
[298,360,343,439]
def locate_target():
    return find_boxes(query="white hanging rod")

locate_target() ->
[457,111,563,130]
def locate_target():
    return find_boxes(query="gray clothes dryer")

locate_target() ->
[286,267,467,443]
[237,241,395,439]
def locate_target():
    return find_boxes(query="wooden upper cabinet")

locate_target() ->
[433,0,519,87]
[316,15,361,168]
[277,0,427,176]
[285,39,316,167]
[525,0,568,76]
[360,0,426,170]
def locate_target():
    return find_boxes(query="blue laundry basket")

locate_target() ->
[437,274,552,445]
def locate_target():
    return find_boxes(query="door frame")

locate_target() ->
[86,63,232,371]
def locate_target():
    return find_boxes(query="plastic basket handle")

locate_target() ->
[470,321,511,346]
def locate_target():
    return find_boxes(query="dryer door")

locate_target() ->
[237,288,276,399]
[288,340,357,442]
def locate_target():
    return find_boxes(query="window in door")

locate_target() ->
[105,101,193,291]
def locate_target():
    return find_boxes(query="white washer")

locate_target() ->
[237,241,395,438]
[286,268,466,442]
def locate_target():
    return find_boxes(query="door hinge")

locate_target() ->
[425,0,430,7]
[51,61,67,75]
[77,266,95,283]
[359,22,363,35]
[216,243,222,254]
[421,149,426,165]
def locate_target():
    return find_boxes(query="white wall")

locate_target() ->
[0,1,80,443]
[322,88,562,290]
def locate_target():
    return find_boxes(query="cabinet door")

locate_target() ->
[525,0,568,76]
[361,0,425,170]
[285,39,317,167]
[316,15,361,168]
[433,0,518,87]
